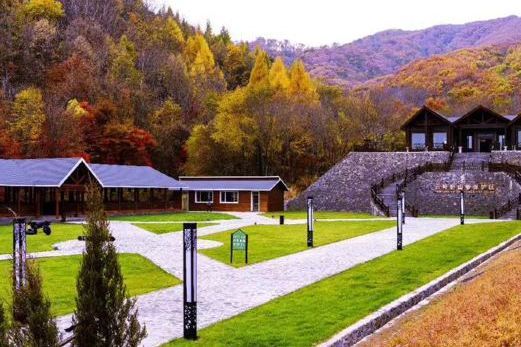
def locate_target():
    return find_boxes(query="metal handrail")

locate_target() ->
[370,159,451,216]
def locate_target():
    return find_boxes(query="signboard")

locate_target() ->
[230,229,248,264]
[434,183,495,194]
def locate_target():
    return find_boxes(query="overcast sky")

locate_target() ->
[152,0,521,46]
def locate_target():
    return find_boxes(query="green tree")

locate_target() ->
[73,184,146,347]
[269,57,290,91]
[0,301,8,347]
[11,261,59,347]
[8,87,46,157]
[248,49,270,89]
[110,35,143,88]
[149,99,189,175]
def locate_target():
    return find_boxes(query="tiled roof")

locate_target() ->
[0,158,185,189]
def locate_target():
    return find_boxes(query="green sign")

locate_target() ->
[230,229,248,263]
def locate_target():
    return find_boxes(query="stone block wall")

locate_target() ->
[287,152,450,212]
[490,151,521,165]
[406,171,521,215]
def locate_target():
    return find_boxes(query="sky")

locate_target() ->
[152,0,521,47]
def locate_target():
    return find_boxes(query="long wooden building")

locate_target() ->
[0,158,289,218]
[0,158,186,218]
[401,105,521,152]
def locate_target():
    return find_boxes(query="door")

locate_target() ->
[477,133,494,152]
[181,191,189,211]
[251,191,260,212]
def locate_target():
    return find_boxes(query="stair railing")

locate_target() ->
[370,159,451,217]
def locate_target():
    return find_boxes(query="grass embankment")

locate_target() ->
[0,223,84,255]
[0,254,180,316]
[361,242,521,346]
[167,222,521,346]
[262,211,380,220]
[201,221,394,267]
[133,223,218,234]
[110,212,236,222]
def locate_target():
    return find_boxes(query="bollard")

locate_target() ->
[279,215,284,225]
[183,223,198,340]
[517,209,520,220]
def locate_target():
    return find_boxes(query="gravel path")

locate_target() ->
[1,215,502,346]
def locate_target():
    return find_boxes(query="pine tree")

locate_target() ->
[269,57,290,91]
[248,49,270,89]
[0,302,8,347]
[73,184,146,347]
[11,261,59,347]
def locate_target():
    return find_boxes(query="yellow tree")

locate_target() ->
[22,0,64,22]
[8,87,46,157]
[269,57,290,91]
[289,59,318,100]
[248,49,270,90]
[185,34,216,76]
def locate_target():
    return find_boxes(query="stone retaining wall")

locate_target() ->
[321,232,521,347]
[287,152,450,212]
[491,150,521,165]
[406,171,521,215]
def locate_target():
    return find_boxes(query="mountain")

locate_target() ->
[251,16,521,88]
[355,44,521,116]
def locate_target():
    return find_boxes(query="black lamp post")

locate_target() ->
[183,223,197,340]
[396,198,403,250]
[401,191,406,224]
[13,218,52,289]
[460,190,465,225]
[307,196,314,247]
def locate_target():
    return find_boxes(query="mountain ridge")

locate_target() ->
[250,15,521,87]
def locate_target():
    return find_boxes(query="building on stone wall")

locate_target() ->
[401,105,521,152]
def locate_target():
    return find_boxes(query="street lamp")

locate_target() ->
[307,197,314,247]
[396,198,403,250]
[183,223,197,340]
[460,190,465,225]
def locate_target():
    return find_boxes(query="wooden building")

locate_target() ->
[178,176,288,212]
[401,105,521,152]
[0,158,186,218]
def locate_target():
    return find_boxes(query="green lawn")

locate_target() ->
[0,253,180,316]
[201,221,394,267]
[167,221,521,347]
[110,212,237,222]
[133,222,218,234]
[262,211,381,220]
[0,223,85,255]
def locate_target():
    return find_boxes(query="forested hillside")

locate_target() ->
[355,44,521,117]
[253,16,521,87]
[0,0,401,190]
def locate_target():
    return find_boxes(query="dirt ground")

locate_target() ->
[358,240,521,347]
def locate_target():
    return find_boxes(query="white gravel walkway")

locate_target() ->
[1,215,503,346]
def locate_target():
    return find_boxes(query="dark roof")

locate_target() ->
[178,176,288,191]
[0,158,186,189]
[402,105,520,128]
[90,163,186,189]
[400,105,452,130]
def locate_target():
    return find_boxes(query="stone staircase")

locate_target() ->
[450,152,491,171]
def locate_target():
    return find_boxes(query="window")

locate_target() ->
[466,135,473,150]
[195,191,213,203]
[433,132,447,149]
[499,134,506,149]
[517,130,521,148]
[411,133,426,150]
[220,191,239,204]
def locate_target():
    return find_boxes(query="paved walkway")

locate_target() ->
[0,215,503,346]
